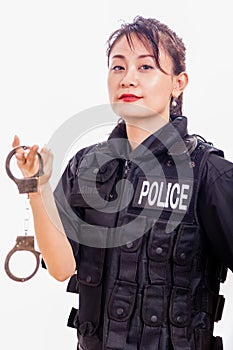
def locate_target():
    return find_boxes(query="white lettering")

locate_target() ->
[157,181,166,208]
[148,181,159,205]
[179,184,190,210]
[138,180,150,204]
[164,182,172,208]
[169,183,180,209]
[136,179,191,212]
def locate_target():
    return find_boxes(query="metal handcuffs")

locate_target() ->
[5,146,44,282]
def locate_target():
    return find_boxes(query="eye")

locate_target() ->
[140,64,154,71]
[111,65,125,71]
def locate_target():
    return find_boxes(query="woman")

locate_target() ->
[13,16,233,350]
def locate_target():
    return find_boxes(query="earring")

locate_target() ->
[171,98,177,107]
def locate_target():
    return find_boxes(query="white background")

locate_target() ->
[1,1,233,349]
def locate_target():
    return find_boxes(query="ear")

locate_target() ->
[172,72,189,98]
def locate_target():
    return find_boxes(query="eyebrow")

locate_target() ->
[111,54,155,60]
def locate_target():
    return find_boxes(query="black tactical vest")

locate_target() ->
[65,118,227,350]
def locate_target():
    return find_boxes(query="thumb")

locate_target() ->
[12,135,20,148]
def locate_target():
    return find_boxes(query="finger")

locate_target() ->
[12,135,20,148]
[26,145,39,166]
[44,150,54,166]
[15,148,26,164]
[40,146,53,160]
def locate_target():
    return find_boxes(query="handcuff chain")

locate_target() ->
[24,195,31,236]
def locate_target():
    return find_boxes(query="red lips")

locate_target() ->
[119,94,142,102]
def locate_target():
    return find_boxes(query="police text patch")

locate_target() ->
[132,177,193,213]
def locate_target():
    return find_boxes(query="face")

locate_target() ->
[107,34,179,122]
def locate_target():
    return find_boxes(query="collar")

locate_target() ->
[106,115,188,160]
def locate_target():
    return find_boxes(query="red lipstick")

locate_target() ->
[119,94,142,102]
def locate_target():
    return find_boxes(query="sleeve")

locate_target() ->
[41,148,88,270]
[197,153,233,272]
[53,149,87,263]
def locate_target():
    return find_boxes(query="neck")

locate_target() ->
[124,115,169,150]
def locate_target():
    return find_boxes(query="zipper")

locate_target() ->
[123,159,132,179]
[114,159,132,225]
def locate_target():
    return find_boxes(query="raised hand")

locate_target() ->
[12,135,53,186]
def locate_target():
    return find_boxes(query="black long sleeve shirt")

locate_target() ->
[198,153,233,272]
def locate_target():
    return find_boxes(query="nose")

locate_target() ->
[121,80,135,87]
[120,70,138,87]
[121,81,135,87]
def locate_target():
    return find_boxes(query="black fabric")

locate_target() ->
[197,153,233,271]
[52,115,233,350]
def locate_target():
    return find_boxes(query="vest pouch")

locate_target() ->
[119,214,147,252]
[78,243,105,286]
[148,221,174,262]
[70,158,120,209]
[108,280,137,322]
[142,285,167,327]
[169,286,192,327]
[173,224,198,266]
[76,244,106,346]
[147,221,175,284]
[106,281,137,349]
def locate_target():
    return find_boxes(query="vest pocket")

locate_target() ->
[142,285,167,326]
[108,280,137,322]
[70,158,120,209]
[148,221,174,262]
[76,244,106,343]
[173,224,198,266]
[169,286,192,327]
[78,240,105,287]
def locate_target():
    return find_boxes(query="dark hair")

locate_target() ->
[106,16,186,116]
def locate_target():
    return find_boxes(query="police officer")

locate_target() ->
[13,16,233,350]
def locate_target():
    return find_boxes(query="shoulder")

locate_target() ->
[65,143,98,178]
[192,135,233,185]
[203,152,233,184]
[66,139,113,178]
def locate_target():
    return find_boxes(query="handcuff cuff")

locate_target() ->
[5,146,44,282]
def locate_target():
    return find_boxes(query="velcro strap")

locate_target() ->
[218,265,228,283]
[67,307,79,329]
[214,295,225,322]
[66,274,79,293]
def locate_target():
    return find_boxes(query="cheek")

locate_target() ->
[152,82,173,105]
[107,78,119,102]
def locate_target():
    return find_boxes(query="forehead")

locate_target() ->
[109,33,153,57]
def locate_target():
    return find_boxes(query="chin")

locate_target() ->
[112,102,155,120]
